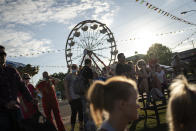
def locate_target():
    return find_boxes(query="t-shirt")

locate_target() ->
[65,73,80,100]
[81,66,93,87]
[155,70,165,84]
[115,63,131,77]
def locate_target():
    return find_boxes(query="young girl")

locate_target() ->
[87,76,140,131]
[136,59,149,93]
[167,75,196,131]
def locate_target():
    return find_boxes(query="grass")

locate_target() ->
[134,109,168,131]
[39,100,168,131]
[65,109,168,131]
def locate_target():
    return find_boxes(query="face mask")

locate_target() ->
[43,77,49,81]
[72,70,77,73]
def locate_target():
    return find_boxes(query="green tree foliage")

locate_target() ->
[51,72,67,99]
[17,64,39,77]
[147,43,172,65]
[126,54,147,64]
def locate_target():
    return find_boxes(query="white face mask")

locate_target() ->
[43,77,49,81]
[72,70,77,73]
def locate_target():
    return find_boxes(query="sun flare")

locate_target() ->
[132,29,158,54]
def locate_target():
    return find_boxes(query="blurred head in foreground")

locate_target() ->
[167,75,196,131]
[87,76,139,130]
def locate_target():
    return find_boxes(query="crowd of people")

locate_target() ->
[1,44,196,131]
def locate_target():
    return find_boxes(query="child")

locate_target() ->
[167,75,196,131]
[87,76,140,131]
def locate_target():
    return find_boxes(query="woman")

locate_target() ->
[87,76,140,131]
[136,59,149,93]
[167,75,196,131]
[19,73,38,119]
[64,64,83,131]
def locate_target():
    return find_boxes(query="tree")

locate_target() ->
[126,54,147,64]
[17,64,39,77]
[147,43,172,65]
[50,72,67,99]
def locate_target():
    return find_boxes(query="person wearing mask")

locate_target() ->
[87,76,140,131]
[64,64,83,131]
[36,71,65,131]
[0,45,35,131]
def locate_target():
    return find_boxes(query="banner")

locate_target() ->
[128,28,196,41]
[8,49,65,58]
[171,31,196,50]
[135,0,196,26]
[34,65,66,68]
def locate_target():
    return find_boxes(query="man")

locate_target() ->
[0,45,34,131]
[64,64,83,131]
[81,58,93,130]
[81,58,93,89]
[36,71,65,131]
[115,53,131,77]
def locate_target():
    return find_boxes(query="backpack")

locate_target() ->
[72,70,87,95]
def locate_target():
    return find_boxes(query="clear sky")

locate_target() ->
[1,0,196,84]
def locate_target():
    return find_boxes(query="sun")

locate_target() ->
[132,29,158,54]
[116,26,159,57]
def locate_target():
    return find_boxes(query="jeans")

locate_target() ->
[81,96,88,128]
[69,98,83,126]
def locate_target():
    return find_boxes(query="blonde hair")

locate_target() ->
[87,76,138,126]
[136,59,146,70]
[167,75,196,131]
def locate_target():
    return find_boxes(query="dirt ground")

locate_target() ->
[38,99,74,130]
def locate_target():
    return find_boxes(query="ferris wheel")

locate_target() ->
[65,20,118,72]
